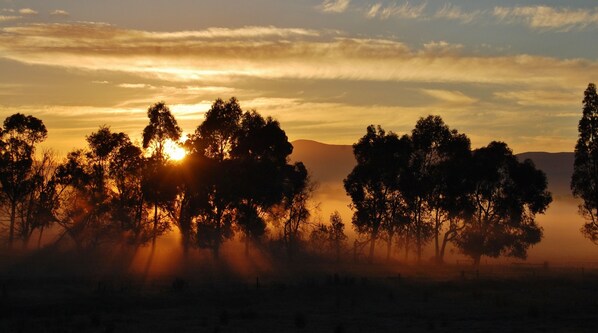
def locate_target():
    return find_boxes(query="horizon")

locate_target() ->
[2,1,598,154]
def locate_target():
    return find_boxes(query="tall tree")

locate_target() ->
[188,98,243,258]
[188,97,306,259]
[344,125,411,263]
[456,142,552,266]
[571,83,598,244]
[404,115,472,263]
[141,102,182,247]
[0,113,47,247]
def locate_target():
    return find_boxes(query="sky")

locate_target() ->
[2,0,598,155]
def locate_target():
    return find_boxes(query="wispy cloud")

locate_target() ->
[493,5,598,31]
[50,10,70,17]
[118,83,153,89]
[366,3,383,18]
[18,8,38,16]
[0,15,20,22]
[367,1,427,20]
[422,89,477,105]
[319,0,351,13]
[0,22,595,90]
[494,90,578,107]
[434,3,482,24]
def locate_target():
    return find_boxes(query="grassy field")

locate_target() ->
[1,258,597,333]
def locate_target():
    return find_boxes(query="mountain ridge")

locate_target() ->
[290,140,575,200]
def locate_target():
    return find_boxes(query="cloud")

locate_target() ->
[50,10,70,17]
[319,0,351,13]
[370,1,427,20]
[434,3,482,24]
[494,90,579,107]
[422,89,477,105]
[0,22,596,91]
[366,3,382,18]
[422,40,463,55]
[493,5,598,31]
[117,83,153,89]
[0,15,20,22]
[18,8,38,16]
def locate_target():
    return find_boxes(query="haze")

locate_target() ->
[1,1,598,261]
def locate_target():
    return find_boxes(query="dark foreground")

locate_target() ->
[1,262,597,333]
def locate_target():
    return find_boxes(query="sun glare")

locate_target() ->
[164,139,187,161]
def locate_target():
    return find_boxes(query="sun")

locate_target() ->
[164,139,187,161]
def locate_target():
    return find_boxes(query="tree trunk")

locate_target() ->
[386,233,393,261]
[473,254,482,267]
[213,242,220,260]
[439,231,451,264]
[37,225,45,249]
[8,201,16,249]
[368,231,377,263]
[434,209,440,264]
[245,233,250,257]
[152,202,158,250]
[404,235,410,261]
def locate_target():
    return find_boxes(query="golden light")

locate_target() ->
[164,139,187,161]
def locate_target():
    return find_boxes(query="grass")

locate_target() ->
[0,262,597,332]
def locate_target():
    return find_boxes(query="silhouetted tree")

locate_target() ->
[455,142,552,266]
[108,140,151,245]
[572,83,598,244]
[142,101,182,160]
[271,162,313,260]
[188,98,242,258]
[54,127,133,250]
[188,98,306,258]
[231,111,294,256]
[17,150,60,248]
[329,211,347,262]
[142,102,182,248]
[404,115,472,263]
[344,125,411,263]
[0,113,47,248]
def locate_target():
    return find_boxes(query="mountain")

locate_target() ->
[291,140,574,200]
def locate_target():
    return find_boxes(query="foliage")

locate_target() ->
[571,83,598,244]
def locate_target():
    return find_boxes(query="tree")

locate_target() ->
[344,125,411,263]
[54,127,137,250]
[142,102,182,160]
[328,211,347,262]
[456,142,552,266]
[404,115,472,263]
[0,113,47,247]
[16,150,61,248]
[188,98,243,258]
[141,102,182,248]
[188,97,307,259]
[571,83,598,244]
[272,162,313,260]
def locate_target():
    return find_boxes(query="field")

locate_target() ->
[1,256,597,333]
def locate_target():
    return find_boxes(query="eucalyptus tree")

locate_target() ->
[54,126,132,250]
[17,150,61,248]
[0,113,47,247]
[571,83,598,244]
[141,102,182,247]
[456,142,552,266]
[344,125,411,263]
[404,115,473,263]
[188,97,306,259]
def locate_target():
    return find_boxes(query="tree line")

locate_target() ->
[0,98,341,262]
[344,117,552,265]
[8,85,598,266]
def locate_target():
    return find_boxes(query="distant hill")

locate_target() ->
[518,152,574,200]
[291,140,575,200]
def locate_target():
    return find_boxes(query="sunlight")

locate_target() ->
[164,139,187,161]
